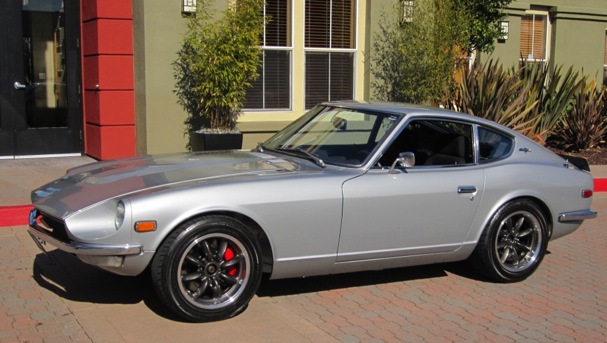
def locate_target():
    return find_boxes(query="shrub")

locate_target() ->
[517,62,582,143]
[173,0,264,134]
[552,81,607,151]
[455,60,540,138]
[455,60,584,143]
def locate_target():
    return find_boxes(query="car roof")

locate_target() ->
[322,100,514,134]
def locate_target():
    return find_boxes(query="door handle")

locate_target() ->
[457,186,477,194]
[14,81,27,90]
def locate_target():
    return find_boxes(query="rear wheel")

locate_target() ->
[472,199,548,282]
[151,216,262,322]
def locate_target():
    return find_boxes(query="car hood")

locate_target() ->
[31,151,312,219]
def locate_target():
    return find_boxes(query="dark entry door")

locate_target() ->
[0,0,82,157]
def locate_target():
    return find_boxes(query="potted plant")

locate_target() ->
[173,0,264,151]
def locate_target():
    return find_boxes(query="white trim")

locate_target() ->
[303,0,358,108]
[520,10,551,64]
[245,0,294,112]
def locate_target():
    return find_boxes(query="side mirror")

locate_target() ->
[389,152,415,174]
[332,117,347,131]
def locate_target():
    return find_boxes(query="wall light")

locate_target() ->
[499,21,509,41]
[182,0,196,14]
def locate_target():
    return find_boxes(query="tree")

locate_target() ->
[371,0,512,104]
[457,0,513,53]
[371,0,467,104]
[173,0,264,134]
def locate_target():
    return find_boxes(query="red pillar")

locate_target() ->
[81,0,136,160]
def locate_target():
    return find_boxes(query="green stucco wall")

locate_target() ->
[131,0,607,155]
[482,0,607,80]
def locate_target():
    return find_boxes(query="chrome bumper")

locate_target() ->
[558,210,598,223]
[28,209,142,257]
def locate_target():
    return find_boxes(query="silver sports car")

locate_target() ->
[28,101,597,322]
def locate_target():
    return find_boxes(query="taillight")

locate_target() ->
[582,189,593,198]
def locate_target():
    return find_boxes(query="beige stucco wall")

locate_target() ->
[133,0,375,154]
[133,0,188,155]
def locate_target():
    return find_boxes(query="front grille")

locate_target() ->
[35,211,70,242]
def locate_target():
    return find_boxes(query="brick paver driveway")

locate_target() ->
[2,198,606,342]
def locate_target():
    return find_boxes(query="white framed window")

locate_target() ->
[304,0,356,109]
[244,0,292,110]
[519,11,551,65]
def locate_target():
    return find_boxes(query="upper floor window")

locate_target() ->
[244,0,291,110]
[304,0,356,109]
[520,12,550,65]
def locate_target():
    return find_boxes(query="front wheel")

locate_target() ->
[471,199,548,282]
[151,216,262,322]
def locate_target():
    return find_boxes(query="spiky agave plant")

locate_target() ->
[455,60,540,138]
[553,80,607,151]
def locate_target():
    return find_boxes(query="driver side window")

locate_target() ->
[379,119,474,167]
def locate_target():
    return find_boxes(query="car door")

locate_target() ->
[337,119,485,262]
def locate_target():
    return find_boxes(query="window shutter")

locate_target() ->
[330,0,353,49]
[328,52,354,101]
[263,51,290,108]
[244,0,291,110]
[304,0,355,108]
[305,0,353,48]
[245,51,291,109]
[305,53,330,108]
[265,0,288,47]
[604,30,607,65]
[305,52,353,109]
[305,0,329,48]
[520,15,546,60]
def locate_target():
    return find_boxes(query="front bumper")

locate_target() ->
[558,209,598,222]
[28,208,142,257]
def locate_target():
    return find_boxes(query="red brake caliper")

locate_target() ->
[224,247,237,276]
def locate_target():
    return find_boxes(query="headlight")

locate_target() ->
[115,201,126,230]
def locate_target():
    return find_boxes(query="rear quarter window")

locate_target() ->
[478,127,514,163]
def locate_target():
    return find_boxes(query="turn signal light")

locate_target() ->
[135,221,157,232]
[582,190,593,198]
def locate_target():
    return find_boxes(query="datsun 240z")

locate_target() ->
[28,102,597,322]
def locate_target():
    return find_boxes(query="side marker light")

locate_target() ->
[135,221,157,232]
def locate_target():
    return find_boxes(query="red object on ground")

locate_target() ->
[595,179,607,192]
[0,205,33,227]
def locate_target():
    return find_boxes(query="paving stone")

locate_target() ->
[1,161,606,342]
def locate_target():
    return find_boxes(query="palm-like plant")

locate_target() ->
[455,60,539,138]
[553,81,607,151]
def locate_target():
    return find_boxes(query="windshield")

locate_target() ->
[263,105,401,167]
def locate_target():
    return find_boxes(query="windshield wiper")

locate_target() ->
[277,147,325,168]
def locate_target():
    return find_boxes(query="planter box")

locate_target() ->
[190,131,243,151]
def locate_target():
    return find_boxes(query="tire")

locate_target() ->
[472,199,548,283]
[151,215,262,322]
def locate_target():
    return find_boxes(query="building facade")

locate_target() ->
[482,0,607,81]
[0,0,606,160]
